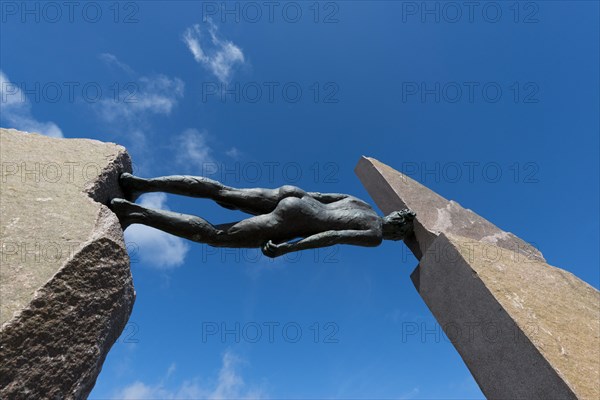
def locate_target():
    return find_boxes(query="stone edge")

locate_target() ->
[0,142,135,398]
[412,233,577,399]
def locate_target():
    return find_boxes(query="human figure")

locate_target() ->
[110,173,415,258]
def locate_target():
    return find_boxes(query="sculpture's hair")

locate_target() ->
[382,209,416,241]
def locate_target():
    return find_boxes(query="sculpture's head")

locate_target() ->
[382,209,416,241]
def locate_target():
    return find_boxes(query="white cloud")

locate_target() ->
[124,193,190,269]
[0,71,64,138]
[97,73,184,124]
[112,351,265,400]
[176,128,215,171]
[182,20,245,83]
[211,351,249,399]
[98,52,135,75]
[93,54,185,167]
[399,387,421,399]
[165,363,177,379]
[225,146,241,159]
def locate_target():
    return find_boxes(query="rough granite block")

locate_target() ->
[0,128,135,399]
[355,156,600,399]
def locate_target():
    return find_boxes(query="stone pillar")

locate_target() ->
[0,129,135,399]
[355,156,599,399]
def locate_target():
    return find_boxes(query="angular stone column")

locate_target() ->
[355,156,599,399]
[0,129,135,399]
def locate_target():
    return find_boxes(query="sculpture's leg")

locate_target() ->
[110,198,225,245]
[214,185,307,215]
[120,173,226,203]
[110,198,280,248]
[220,213,282,248]
[120,173,307,215]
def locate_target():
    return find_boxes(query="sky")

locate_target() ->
[1,1,599,399]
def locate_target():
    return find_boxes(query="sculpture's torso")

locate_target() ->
[222,194,382,247]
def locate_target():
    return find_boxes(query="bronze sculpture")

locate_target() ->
[110,173,415,258]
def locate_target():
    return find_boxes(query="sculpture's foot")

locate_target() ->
[109,198,144,229]
[119,172,147,202]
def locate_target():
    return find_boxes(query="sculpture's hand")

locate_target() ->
[262,240,288,258]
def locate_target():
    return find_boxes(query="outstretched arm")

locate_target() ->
[262,229,382,258]
[307,192,349,203]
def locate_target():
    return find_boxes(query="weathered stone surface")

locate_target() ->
[418,234,599,399]
[0,128,135,399]
[355,157,600,399]
[355,156,544,262]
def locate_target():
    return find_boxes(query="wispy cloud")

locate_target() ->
[0,70,63,138]
[398,387,421,399]
[226,146,241,159]
[111,351,265,400]
[98,52,135,75]
[96,71,184,124]
[175,128,215,172]
[124,193,190,269]
[93,53,184,168]
[182,20,245,83]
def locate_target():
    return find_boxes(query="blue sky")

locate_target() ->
[1,1,598,399]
